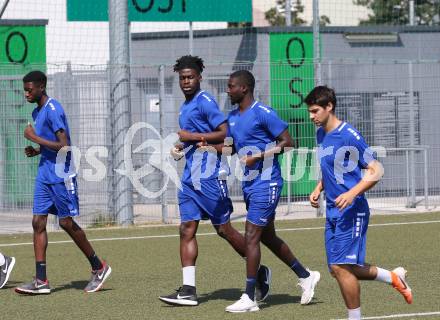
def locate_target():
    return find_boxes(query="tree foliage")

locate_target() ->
[265,0,330,26]
[265,0,306,26]
[354,0,440,25]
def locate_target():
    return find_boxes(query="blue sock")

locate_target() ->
[245,277,257,301]
[290,259,310,278]
[36,261,47,281]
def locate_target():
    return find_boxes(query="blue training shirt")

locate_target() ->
[317,122,376,216]
[32,97,73,184]
[179,90,226,185]
[227,101,288,192]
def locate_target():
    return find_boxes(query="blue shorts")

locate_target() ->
[325,201,370,267]
[178,179,233,225]
[244,183,282,227]
[33,176,79,218]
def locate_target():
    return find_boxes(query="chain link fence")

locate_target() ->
[2,1,440,232]
[1,59,439,232]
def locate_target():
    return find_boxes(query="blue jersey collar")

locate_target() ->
[239,100,258,114]
[38,96,52,110]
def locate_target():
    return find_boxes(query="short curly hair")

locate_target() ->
[230,70,255,93]
[23,70,47,86]
[173,55,205,74]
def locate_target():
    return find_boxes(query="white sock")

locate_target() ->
[0,253,4,266]
[182,266,196,287]
[348,307,361,320]
[375,267,392,284]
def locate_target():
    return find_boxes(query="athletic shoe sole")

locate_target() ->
[225,306,260,313]
[158,296,198,306]
[15,287,51,295]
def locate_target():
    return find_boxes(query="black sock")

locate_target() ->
[87,252,103,271]
[36,261,47,281]
[245,277,257,301]
[290,259,310,278]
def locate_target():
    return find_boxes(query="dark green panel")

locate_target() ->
[67,0,252,22]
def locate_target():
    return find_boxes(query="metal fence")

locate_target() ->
[2,1,440,232]
[1,57,440,232]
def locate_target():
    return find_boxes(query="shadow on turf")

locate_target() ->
[52,280,113,293]
[264,294,322,307]
[257,296,323,311]
[197,289,322,308]
[197,288,242,303]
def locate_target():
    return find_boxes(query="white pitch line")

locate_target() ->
[335,311,440,319]
[0,219,439,248]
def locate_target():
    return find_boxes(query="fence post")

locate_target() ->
[285,0,292,26]
[0,122,4,209]
[423,148,428,209]
[407,61,416,208]
[327,60,332,86]
[159,65,169,223]
[106,62,116,223]
[109,0,134,225]
[189,22,194,55]
[406,150,410,201]
[409,0,415,26]
[313,0,321,85]
[313,0,325,217]
[286,150,292,215]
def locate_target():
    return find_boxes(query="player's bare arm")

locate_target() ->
[335,160,384,210]
[178,122,227,144]
[24,124,69,152]
[196,136,235,157]
[240,129,293,167]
